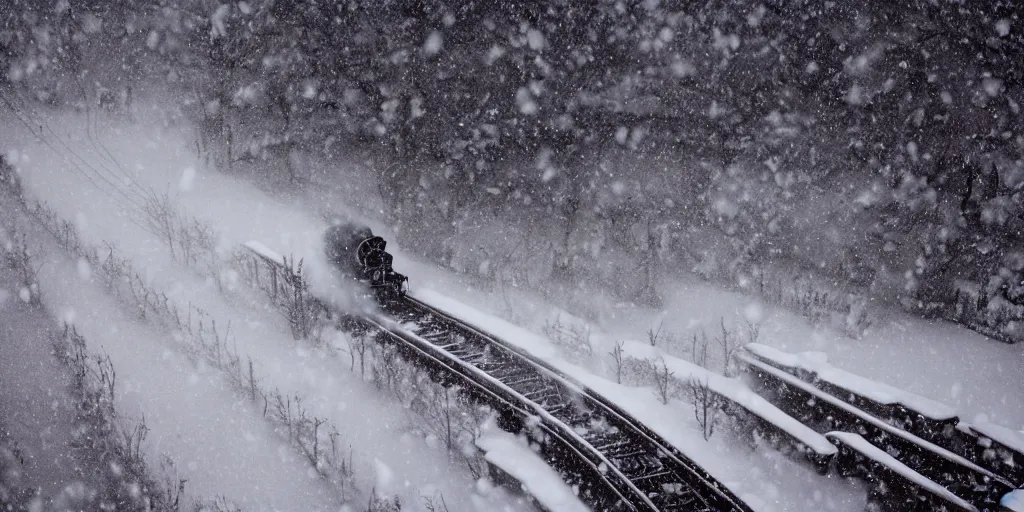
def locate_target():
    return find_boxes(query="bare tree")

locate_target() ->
[744,320,760,346]
[652,357,674,405]
[543,316,594,361]
[609,341,625,384]
[367,489,401,512]
[353,334,371,380]
[423,493,451,512]
[5,234,42,306]
[717,318,739,377]
[647,321,663,347]
[688,377,719,441]
[280,256,322,340]
[690,330,710,369]
[0,154,24,202]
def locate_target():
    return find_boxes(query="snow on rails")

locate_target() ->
[736,345,1022,512]
[240,233,1022,512]
[239,240,753,512]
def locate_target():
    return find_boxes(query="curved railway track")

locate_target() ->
[735,349,1018,512]
[240,244,752,511]
[375,296,752,512]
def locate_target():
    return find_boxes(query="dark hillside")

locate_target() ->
[3,0,1021,340]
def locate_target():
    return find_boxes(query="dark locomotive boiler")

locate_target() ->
[323,221,408,300]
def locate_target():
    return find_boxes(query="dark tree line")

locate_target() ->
[3,0,1022,340]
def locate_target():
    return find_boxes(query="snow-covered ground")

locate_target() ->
[398,266,1024,431]
[3,102,1023,511]
[619,340,837,458]
[0,262,105,509]
[475,422,590,512]
[409,289,867,511]
[1,105,530,510]
[3,200,342,510]
[1004,489,1024,512]
[743,343,958,421]
[824,432,977,512]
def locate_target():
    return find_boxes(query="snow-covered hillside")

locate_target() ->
[0,105,535,510]
[2,99,1022,511]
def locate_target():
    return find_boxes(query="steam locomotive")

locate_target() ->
[323,222,408,301]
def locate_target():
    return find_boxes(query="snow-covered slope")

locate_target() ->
[4,103,1022,511]
[619,340,836,458]
[410,289,866,511]
[1,106,530,511]
[2,203,341,510]
[744,342,958,421]
[0,263,109,508]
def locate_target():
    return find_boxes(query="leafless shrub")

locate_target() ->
[684,319,753,376]
[716,319,739,377]
[140,189,179,259]
[422,492,451,512]
[372,339,492,480]
[178,217,217,275]
[744,319,761,345]
[619,349,727,444]
[26,200,356,500]
[652,357,674,405]
[609,340,625,384]
[50,325,178,511]
[258,388,354,497]
[690,330,710,369]
[99,241,130,294]
[542,315,594,362]
[372,341,404,394]
[757,272,875,339]
[281,255,323,340]
[236,248,324,341]
[3,233,42,305]
[688,377,719,441]
[647,321,663,347]
[138,189,221,280]
[367,489,401,512]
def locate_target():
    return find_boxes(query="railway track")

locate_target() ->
[380,296,751,511]
[735,346,1021,512]
[240,243,753,512]
[742,343,1024,489]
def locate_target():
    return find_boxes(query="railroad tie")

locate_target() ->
[502,372,545,389]
[523,388,564,407]
[618,454,667,480]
